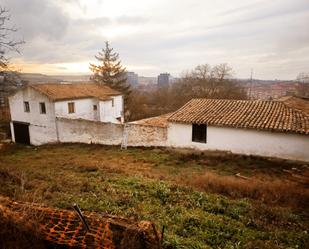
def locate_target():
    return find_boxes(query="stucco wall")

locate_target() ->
[29,124,59,145]
[54,96,123,123]
[99,95,123,123]
[55,98,99,121]
[55,118,167,147]
[126,124,167,147]
[56,117,123,145]
[8,87,58,145]
[168,122,309,162]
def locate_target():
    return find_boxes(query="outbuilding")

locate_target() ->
[167,98,309,161]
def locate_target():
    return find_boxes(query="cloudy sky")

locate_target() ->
[2,0,309,79]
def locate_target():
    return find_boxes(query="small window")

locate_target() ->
[39,102,46,114]
[68,102,75,114]
[192,123,207,143]
[93,105,97,111]
[111,99,114,107]
[24,101,30,112]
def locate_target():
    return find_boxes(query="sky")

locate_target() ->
[2,0,309,79]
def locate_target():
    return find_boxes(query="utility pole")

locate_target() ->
[249,69,253,99]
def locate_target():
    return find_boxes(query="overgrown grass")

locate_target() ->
[0,143,308,248]
[178,172,309,209]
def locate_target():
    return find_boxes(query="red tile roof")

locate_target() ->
[131,113,171,127]
[168,98,309,134]
[30,83,121,101]
[279,96,309,115]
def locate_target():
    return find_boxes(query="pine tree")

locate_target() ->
[89,41,131,96]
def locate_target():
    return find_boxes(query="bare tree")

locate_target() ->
[0,7,24,70]
[212,63,233,81]
[126,64,247,121]
[0,6,25,107]
[176,63,244,99]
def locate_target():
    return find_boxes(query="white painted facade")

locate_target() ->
[54,95,123,123]
[8,86,308,162]
[8,87,58,145]
[98,95,123,123]
[168,122,309,162]
[9,86,124,145]
[55,98,98,120]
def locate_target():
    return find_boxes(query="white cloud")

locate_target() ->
[1,0,309,79]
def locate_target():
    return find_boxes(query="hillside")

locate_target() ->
[0,143,308,248]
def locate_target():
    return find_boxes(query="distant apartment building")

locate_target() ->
[157,73,170,88]
[126,72,138,87]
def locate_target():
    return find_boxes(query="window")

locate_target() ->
[192,123,207,143]
[24,101,30,112]
[68,102,75,113]
[39,102,46,114]
[93,105,97,111]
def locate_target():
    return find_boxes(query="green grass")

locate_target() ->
[0,143,308,248]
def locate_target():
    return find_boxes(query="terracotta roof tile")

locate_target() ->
[30,83,121,101]
[168,98,309,134]
[279,96,309,115]
[131,113,171,127]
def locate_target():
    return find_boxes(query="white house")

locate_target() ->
[167,98,309,161]
[8,83,124,145]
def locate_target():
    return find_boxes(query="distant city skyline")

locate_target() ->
[2,0,309,80]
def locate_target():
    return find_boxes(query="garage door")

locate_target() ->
[13,122,30,145]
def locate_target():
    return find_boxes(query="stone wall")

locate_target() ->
[126,123,167,147]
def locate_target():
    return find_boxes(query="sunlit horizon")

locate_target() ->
[3,0,309,80]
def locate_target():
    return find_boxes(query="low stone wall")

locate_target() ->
[126,123,167,147]
[56,117,123,145]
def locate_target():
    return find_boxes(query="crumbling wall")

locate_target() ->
[126,123,167,147]
[56,117,123,145]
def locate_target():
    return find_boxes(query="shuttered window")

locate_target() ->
[68,102,75,114]
[192,123,207,143]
